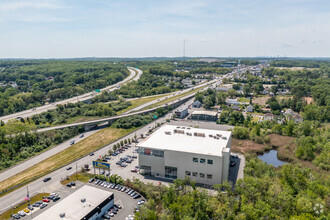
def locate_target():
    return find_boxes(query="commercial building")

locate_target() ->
[34,185,114,220]
[137,125,231,185]
[189,110,218,121]
[174,107,188,119]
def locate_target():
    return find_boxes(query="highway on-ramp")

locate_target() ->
[0,67,142,123]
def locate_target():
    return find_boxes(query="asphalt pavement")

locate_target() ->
[0,67,141,123]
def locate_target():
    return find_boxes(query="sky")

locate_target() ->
[0,0,329,58]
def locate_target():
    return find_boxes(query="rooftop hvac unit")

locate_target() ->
[221,136,227,140]
[194,132,205,137]
[181,127,186,129]
[209,134,213,137]
[216,134,222,137]
[186,132,192,136]
[81,198,86,203]
[174,129,185,134]
[165,131,172,135]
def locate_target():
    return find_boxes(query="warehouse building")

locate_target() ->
[189,110,218,121]
[137,125,231,185]
[34,185,114,220]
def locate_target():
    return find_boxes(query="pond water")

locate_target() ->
[258,150,287,167]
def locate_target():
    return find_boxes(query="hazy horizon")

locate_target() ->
[1,0,329,58]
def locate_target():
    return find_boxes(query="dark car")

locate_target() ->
[230,161,236,167]
[134,194,141,199]
[89,178,94,183]
[66,167,72,170]
[43,177,51,182]
[40,203,47,209]
[52,196,60,202]
[111,153,117,156]
[71,181,76,186]
[66,183,72,187]
[89,153,94,156]
[116,161,122,165]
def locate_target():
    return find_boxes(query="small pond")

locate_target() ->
[258,150,287,167]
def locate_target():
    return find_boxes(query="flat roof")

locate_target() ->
[191,110,218,116]
[34,185,113,220]
[137,125,231,157]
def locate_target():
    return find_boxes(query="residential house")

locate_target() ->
[226,99,239,105]
[192,101,202,108]
[264,113,275,121]
[245,105,253,112]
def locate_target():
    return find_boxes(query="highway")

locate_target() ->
[34,79,218,133]
[0,67,142,123]
[0,72,231,213]
[0,99,193,214]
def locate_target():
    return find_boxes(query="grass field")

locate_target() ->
[145,84,209,109]
[60,172,94,185]
[0,127,137,196]
[65,115,103,124]
[0,193,50,220]
[117,94,170,114]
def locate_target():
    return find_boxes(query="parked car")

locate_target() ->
[43,177,51,182]
[40,203,47,209]
[23,208,30,213]
[131,168,138,172]
[89,178,94,183]
[79,133,84,138]
[66,167,72,170]
[89,153,94,156]
[42,198,50,203]
[116,161,122,165]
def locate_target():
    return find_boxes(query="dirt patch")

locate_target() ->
[252,96,269,106]
[303,97,314,104]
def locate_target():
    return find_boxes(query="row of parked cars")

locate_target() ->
[90,178,142,200]
[116,155,137,167]
[12,193,60,219]
[103,203,122,219]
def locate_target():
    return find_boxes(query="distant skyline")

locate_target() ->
[1,0,329,58]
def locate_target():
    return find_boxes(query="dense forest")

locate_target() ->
[0,126,81,171]
[0,60,129,116]
[131,157,328,219]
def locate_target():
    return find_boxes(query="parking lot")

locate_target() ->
[14,180,141,220]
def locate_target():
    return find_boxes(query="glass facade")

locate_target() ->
[185,171,191,176]
[138,148,164,157]
[207,159,213,165]
[192,172,198,177]
[200,158,206,164]
[199,173,205,178]
[165,166,177,179]
[193,157,198,162]
[140,165,151,175]
[207,174,213,179]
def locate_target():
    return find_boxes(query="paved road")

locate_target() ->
[0,72,236,212]
[0,101,191,214]
[0,67,141,123]
[0,129,99,182]
[33,79,218,133]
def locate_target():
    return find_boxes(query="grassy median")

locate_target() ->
[0,127,137,196]
[0,193,50,220]
[118,94,170,114]
[145,84,209,109]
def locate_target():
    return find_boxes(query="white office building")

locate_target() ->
[34,185,114,220]
[137,125,231,185]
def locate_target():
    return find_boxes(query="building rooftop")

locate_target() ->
[191,110,218,116]
[137,125,231,157]
[34,185,113,220]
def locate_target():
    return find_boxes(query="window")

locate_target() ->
[200,158,206,164]
[199,173,205,178]
[165,166,177,179]
[207,174,212,179]
[193,157,198,163]
[207,159,213,165]
[192,172,198,177]
[140,165,151,175]
[153,150,164,157]
[185,171,191,176]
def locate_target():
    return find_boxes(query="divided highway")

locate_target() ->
[0,67,142,123]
